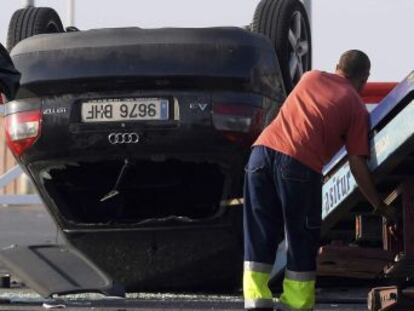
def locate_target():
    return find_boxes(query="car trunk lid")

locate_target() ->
[0,244,125,298]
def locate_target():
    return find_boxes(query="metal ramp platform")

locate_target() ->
[320,72,414,310]
[322,71,414,233]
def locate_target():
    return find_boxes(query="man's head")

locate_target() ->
[336,50,371,93]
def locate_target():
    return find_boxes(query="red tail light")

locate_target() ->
[212,103,264,145]
[213,103,254,132]
[5,110,42,157]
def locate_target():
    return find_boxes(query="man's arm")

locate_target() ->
[348,155,396,222]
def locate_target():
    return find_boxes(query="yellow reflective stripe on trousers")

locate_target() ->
[243,269,273,309]
[279,278,315,310]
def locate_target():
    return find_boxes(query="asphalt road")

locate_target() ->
[0,205,368,310]
[0,289,368,311]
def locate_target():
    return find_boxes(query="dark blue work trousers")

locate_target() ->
[244,145,323,273]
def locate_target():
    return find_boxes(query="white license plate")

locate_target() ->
[81,98,169,122]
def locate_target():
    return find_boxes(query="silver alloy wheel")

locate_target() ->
[288,11,311,84]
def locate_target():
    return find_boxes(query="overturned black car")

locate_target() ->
[4,0,311,291]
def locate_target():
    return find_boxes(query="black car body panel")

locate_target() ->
[14,89,277,229]
[12,27,285,99]
[7,27,286,290]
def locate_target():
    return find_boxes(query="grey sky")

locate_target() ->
[1,0,414,81]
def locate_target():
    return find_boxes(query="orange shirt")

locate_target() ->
[254,70,370,173]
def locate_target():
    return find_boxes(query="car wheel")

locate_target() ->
[7,7,64,51]
[252,0,312,93]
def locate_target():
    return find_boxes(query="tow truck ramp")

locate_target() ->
[322,75,414,232]
[322,72,414,310]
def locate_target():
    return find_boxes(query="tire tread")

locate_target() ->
[6,7,63,52]
[251,0,311,92]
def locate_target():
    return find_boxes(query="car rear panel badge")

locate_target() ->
[108,132,140,144]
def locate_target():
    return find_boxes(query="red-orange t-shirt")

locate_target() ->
[254,70,370,173]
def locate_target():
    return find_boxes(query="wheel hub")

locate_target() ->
[288,11,310,83]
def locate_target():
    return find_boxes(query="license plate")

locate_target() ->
[81,98,169,122]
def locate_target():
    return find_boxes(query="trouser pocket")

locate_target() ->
[245,146,267,174]
[280,154,311,183]
[305,213,321,230]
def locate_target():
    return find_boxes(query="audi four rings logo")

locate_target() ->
[108,132,140,144]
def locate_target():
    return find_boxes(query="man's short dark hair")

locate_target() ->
[338,50,371,79]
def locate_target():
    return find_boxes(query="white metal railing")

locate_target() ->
[0,165,23,189]
[22,0,35,7]
[67,0,75,27]
[0,166,42,205]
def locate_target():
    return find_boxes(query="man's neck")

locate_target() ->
[335,70,360,92]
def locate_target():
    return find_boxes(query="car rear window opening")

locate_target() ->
[40,159,226,225]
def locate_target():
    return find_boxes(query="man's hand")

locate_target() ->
[348,155,400,226]
[349,155,388,209]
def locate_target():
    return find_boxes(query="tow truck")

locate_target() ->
[319,74,414,310]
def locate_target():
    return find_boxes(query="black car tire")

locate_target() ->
[252,0,312,92]
[7,7,64,51]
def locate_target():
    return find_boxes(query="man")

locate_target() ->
[0,43,20,101]
[243,50,395,311]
